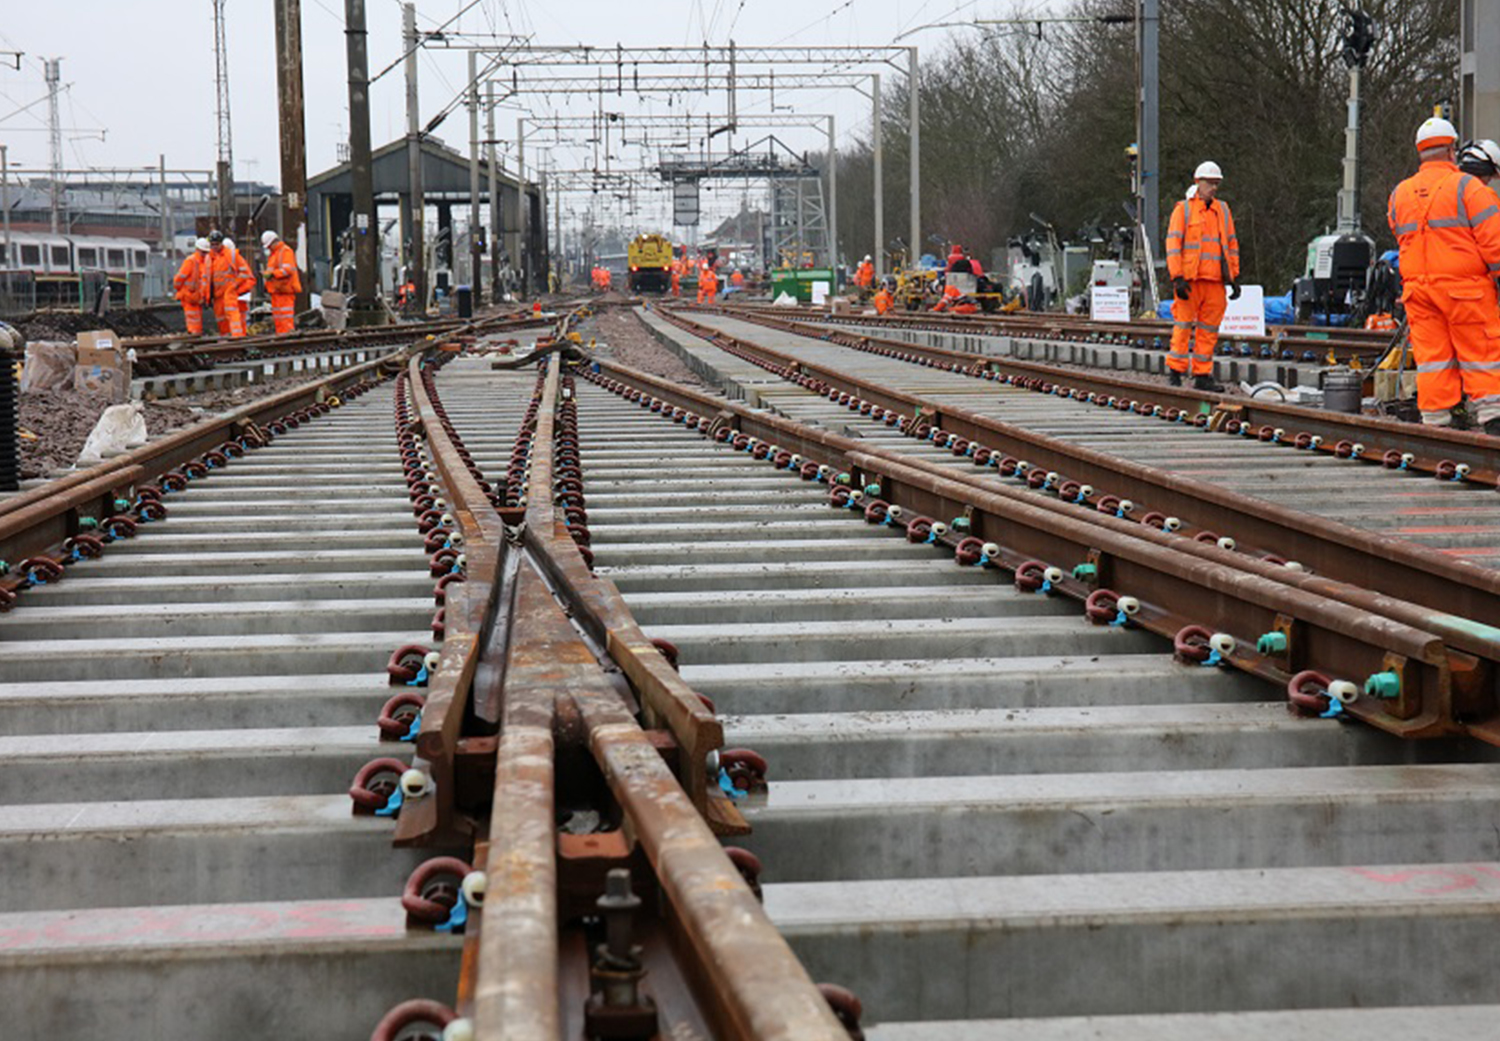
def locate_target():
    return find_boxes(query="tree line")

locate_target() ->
[826,0,1458,289]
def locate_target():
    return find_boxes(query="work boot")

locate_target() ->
[1485,417,1500,438]
[1193,374,1226,393]
[1167,370,1183,387]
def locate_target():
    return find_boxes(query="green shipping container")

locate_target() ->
[770,268,836,303]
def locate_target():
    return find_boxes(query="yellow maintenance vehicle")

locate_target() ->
[626,233,674,293]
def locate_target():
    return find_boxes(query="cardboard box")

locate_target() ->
[73,329,129,403]
[76,329,120,368]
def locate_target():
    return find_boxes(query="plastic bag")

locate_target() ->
[19,341,76,393]
[76,402,149,467]
[772,292,800,307]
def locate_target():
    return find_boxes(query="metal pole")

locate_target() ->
[158,155,170,254]
[1337,65,1362,234]
[403,1,425,309]
[274,0,310,308]
[872,73,883,279]
[1,145,10,267]
[827,114,838,275]
[487,94,499,301]
[553,177,562,291]
[344,0,380,319]
[45,58,61,234]
[468,51,483,306]
[517,117,528,296]
[540,171,549,294]
[908,46,920,266]
[1140,0,1160,255]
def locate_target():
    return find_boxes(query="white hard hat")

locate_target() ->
[1416,117,1458,149]
[1463,138,1500,173]
[864,254,872,261]
[1193,161,1223,181]
[195,237,210,252]
[261,230,278,248]
[224,238,235,250]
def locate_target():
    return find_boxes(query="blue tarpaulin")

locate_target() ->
[1154,291,1337,327]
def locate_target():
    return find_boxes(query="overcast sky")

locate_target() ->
[0,0,1033,229]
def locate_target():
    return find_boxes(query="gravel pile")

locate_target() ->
[587,307,703,388]
[15,309,171,342]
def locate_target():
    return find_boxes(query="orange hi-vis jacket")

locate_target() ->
[1387,159,1500,287]
[206,246,242,305]
[1166,197,1240,283]
[231,249,256,296]
[174,253,209,304]
[263,241,302,295]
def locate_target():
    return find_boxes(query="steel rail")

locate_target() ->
[693,306,1494,479]
[581,356,1494,743]
[393,349,514,848]
[398,328,844,1038]
[0,350,402,579]
[656,306,1500,622]
[700,305,1478,468]
[729,301,1396,357]
[0,311,530,596]
[518,349,728,822]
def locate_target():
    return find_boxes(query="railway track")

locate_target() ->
[126,311,557,378]
[668,308,1499,561]
[727,301,1399,368]
[3,298,1500,1038]
[569,354,1500,1036]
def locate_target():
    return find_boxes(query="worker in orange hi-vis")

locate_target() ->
[1165,160,1240,392]
[872,284,894,315]
[853,254,875,296]
[224,238,256,338]
[205,232,245,338]
[697,265,718,304]
[1390,119,1500,433]
[730,269,745,289]
[932,283,962,312]
[670,266,681,297]
[260,230,302,335]
[173,238,212,335]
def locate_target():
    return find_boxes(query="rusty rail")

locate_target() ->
[582,356,1497,743]
[687,304,1500,484]
[725,300,1396,358]
[0,350,404,587]
[396,332,846,1038]
[654,305,1500,632]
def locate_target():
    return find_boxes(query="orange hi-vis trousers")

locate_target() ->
[271,293,297,335]
[181,303,204,335]
[1167,280,1227,376]
[214,299,246,338]
[1404,277,1500,420]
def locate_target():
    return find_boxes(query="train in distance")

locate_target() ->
[626,233,674,294]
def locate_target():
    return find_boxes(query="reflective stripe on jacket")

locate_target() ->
[1388,158,1500,286]
[263,241,302,295]
[207,247,240,302]
[173,254,207,303]
[1166,197,1240,282]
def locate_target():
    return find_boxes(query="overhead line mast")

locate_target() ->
[213,0,235,228]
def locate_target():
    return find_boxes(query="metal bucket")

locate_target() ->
[1321,367,1363,414]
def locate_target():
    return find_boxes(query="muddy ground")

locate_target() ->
[17,374,329,480]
